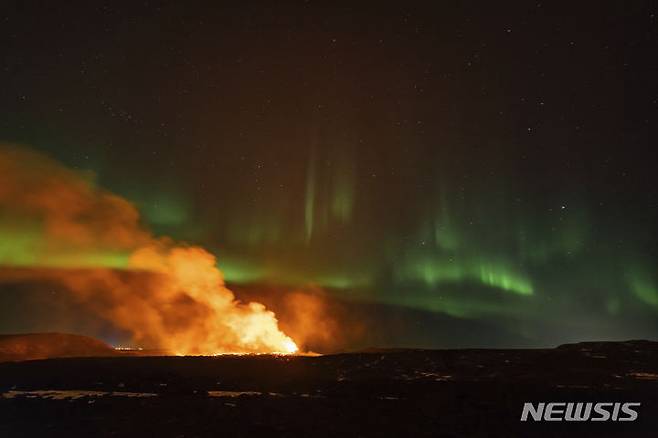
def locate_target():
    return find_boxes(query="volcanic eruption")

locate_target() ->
[0,144,297,355]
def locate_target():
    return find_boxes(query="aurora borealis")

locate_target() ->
[0,1,657,349]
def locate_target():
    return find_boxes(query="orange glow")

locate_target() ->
[121,243,299,355]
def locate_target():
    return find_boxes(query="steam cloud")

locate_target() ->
[0,144,297,354]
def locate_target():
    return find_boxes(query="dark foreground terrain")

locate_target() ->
[1,341,657,437]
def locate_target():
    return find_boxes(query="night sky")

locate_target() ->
[1,1,657,349]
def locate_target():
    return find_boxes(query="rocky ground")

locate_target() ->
[1,340,657,437]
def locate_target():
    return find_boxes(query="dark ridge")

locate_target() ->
[0,332,117,362]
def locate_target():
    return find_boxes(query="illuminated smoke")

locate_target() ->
[0,144,297,355]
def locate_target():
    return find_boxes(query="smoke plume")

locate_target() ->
[0,144,297,354]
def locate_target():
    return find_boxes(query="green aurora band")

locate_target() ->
[1,144,656,347]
